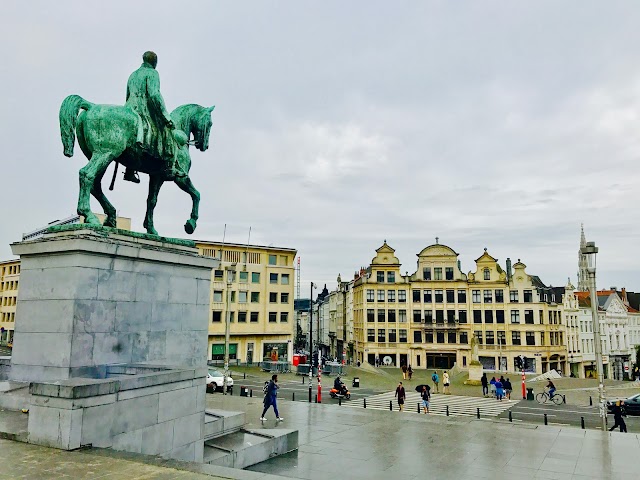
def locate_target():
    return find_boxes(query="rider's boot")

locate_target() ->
[123,167,141,183]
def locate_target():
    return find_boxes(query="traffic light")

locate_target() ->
[515,356,523,370]
[522,356,528,369]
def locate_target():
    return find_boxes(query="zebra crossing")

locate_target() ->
[341,390,516,417]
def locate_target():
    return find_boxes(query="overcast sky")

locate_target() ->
[1,2,639,294]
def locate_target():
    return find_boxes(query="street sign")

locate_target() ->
[602,355,609,364]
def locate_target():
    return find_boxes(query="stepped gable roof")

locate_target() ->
[474,248,497,263]
[371,241,400,266]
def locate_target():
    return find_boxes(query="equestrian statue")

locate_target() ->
[59,51,214,235]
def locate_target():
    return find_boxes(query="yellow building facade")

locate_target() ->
[0,259,20,345]
[196,241,297,365]
[353,241,566,374]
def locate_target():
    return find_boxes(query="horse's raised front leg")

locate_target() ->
[174,175,200,234]
[91,165,117,228]
[78,153,115,225]
[144,175,164,235]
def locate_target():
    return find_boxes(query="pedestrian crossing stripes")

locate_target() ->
[341,391,516,417]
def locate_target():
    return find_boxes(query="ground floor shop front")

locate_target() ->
[208,334,293,365]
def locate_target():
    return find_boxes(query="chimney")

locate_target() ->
[506,258,512,279]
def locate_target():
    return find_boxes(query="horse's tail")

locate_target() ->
[59,95,94,157]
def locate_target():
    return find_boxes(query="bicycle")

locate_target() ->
[536,388,564,405]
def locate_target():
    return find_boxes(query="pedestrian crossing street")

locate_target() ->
[341,390,515,417]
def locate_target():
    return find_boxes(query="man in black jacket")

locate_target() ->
[609,401,627,433]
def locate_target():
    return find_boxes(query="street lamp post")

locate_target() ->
[581,241,607,430]
[223,263,237,395]
[309,282,317,394]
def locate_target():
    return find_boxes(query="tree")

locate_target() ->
[294,322,306,351]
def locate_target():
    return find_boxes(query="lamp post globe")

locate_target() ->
[580,241,606,431]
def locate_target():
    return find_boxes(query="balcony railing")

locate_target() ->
[422,320,460,329]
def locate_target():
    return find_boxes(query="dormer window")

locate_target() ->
[483,268,490,280]
[423,268,431,280]
[377,271,384,282]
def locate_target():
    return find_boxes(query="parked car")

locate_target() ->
[206,368,233,392]
[607,393,640,415]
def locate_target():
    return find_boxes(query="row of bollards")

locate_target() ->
[237,386,589,432]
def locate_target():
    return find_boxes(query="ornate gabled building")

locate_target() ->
[351,240,567,374]
[566,289,638,379]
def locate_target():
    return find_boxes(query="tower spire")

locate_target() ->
[577,224,589,291]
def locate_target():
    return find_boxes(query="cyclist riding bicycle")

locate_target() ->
[546,380,556,399]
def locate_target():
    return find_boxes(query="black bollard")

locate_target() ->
[339,398,342,406]
[581,417,585,429]
[244,372,246,380]
[250,389,253,398]
[446,405,449,417]
[230,386,233,396]
[315,394,318,404]
[292,392,295,402]
[544,413,548,425]
[476,407,480,419]
[589,396,592,406]
[364,398,367,408]
[302,376,305,384]
[417,403,420,414]
[508,410,512,422]
[389,401,392,411]
[308,387,312,403]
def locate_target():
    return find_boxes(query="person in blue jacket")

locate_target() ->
[261,374,284,421]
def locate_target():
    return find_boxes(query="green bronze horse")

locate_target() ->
[59,96,214,235]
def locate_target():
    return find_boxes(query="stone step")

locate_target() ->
[204,408,245,440]
[203,428,298,469]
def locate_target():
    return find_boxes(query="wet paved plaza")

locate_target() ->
[206,394,640,480]
[0,394,638,479]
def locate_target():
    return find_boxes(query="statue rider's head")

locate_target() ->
[142,51,158,69]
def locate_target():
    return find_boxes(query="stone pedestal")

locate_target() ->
[9,227,217,383]
[465,361,483,386]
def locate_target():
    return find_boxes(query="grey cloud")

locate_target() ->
[0,1,639,295]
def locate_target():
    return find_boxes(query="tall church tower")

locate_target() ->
[577,224,589,291]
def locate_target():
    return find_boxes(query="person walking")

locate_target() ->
[260,374,284,421]
[442,371,450,395]
[431,371,440,393]
[481,373,489,397]
[401,364,407,380]
[421,385,431,414]
[609,401,627,433]
[489,377,497,398]
[634,366,640,383]
[395,382,406,411]
[495,377,504,401]
[408,365,413,380]
[503,378,512,401]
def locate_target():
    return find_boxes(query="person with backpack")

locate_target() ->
[260,374,283,421]
[431,371,439,393]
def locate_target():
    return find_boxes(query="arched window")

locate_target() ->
[483,268,490,280]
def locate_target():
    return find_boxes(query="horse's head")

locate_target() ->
[170,104,215,152]
[192,105,214,152]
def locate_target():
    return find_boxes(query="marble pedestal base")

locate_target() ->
[9,228,217,383]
